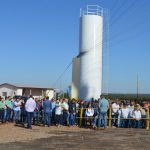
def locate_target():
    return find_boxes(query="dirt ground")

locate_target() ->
[0,123,150,150]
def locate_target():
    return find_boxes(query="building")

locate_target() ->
[71,57,80,99]
[71,5,103,100]
[0,83,56,99]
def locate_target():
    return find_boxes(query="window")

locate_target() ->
[2,92,7,97]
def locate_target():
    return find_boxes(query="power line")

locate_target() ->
[110,0,127,20]
[110,0,139,26]
[110,0,119,11]
[52,61,72,87]
[110,0,148,37]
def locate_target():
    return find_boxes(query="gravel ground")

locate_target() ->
[0,123,150,150]
[0,123,89,143]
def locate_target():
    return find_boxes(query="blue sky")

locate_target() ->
[0,0,150,94]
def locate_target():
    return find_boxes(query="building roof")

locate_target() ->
[0,83,55,90]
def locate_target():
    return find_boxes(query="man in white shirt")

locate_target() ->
[112,101,119,127]
[25,95,36,129]
[133,105,141,128]
[62,99,69,126]
[128,102,134,128]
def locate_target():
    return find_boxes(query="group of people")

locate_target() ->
[0,95,37,129]
[0,95,78,129]
[0,95,149,129]
[111,101,147,128]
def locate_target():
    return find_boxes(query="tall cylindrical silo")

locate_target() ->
[79,5,103,100]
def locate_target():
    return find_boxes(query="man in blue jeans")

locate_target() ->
[13,98,21,124]
[25,95,36,129]
[0,97,5,123]
[69,99,76,126]
[98,95,109,129]
[43,96,52,127]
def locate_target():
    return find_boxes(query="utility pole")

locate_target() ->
[137,74,139,100]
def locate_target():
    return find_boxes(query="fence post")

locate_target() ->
[109,107,112,128]
[80,108,83,127]
[146,107,149,130]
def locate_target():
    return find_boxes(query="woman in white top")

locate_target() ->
[55,100,62,127]
[85,103,94,127]
[120,104,129,128]
[86,103,94,117]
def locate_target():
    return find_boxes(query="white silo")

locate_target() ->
[79,5,103,100]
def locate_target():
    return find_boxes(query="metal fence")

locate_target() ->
[78,107,150,129]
